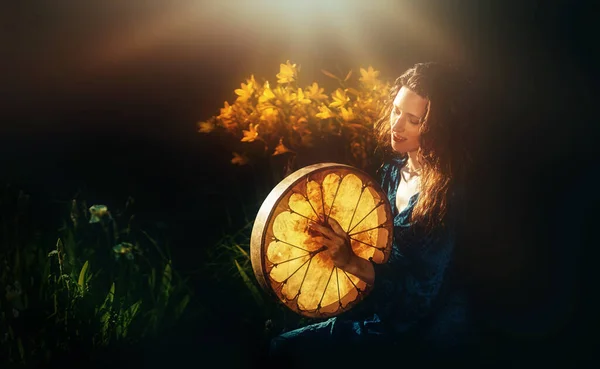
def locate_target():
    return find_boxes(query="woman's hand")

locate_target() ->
[308,215,356,270]
[308,214,376,285]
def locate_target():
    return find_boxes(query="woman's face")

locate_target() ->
[389,86,429,154]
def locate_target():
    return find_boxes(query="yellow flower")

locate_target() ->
[217,102,239,132]
[304,82,328,101]
[354,96,376,113]
[340,107,355,122]
[329,88,349,108]
[222,120,237,133]
[218,101,234,121]
[241,123,259,142]
[315,105,334,119]
[259,81,276,103]
[231,152,249,165]
[359,66,380,86]
[260,105,278,125]
[246,74,257,87]
[235,81,254,103]
[367,79,386,92]
[198,63,391,169]
[234,104,250,122]
[276,60,297,84]
[296,88,311,105]
[273,138,293,156]
[197,121,215,133]
[273,86,294,106]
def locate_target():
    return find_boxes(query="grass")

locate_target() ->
[0,185,193,367]
[204,215,316,343]
[0,160,320,368]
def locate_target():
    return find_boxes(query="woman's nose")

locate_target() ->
[391,115,404,131]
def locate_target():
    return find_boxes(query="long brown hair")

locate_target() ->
[374,62,472,233]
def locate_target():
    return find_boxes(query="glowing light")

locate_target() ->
[84,0,465,72]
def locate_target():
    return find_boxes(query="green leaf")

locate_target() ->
[100,283,115,312]
[118,300,142,338]
[14,246,20,279]
[99,283,116,344]
[126,300,142,321]
[174,294,190,320]
[53,292,58,315]
[78,260,89,290]
[160,262,172,305]
[101,310,112,343]
[234,259,264,307]
[234,244,249,260]
[141,230,169,261]
[149,268,156,295]
[17,338,24,360]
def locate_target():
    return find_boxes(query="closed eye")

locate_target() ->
[394,106,420,124]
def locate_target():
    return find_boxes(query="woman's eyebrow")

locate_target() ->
[393,104,419,119]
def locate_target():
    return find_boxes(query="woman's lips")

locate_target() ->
[393,133,406,142]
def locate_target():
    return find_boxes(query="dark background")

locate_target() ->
[1,0,597,367]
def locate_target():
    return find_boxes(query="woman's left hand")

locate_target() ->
[308,215,356,270]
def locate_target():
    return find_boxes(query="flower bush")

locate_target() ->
[198,61,391,176]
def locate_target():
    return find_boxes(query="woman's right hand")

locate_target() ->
[307,215,375,285]
[308,215,355,270]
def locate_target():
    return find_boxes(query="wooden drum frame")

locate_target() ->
[250,163,393,318]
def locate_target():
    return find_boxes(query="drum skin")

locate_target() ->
[250,163,393,318]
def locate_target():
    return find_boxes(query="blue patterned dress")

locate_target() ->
[269,156,473,363]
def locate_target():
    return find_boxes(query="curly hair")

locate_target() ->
[374,62,472,233]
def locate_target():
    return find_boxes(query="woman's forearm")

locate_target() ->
[343,255,375,286]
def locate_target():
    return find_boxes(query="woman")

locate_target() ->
[268,62,475,367]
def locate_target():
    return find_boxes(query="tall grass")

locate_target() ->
[205,217,315,345]
[199,159,328,349]
[0,185,193,367]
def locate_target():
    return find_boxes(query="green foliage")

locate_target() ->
[206,217,315,342]
[234,259,264,307]
[0,185,193,366]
